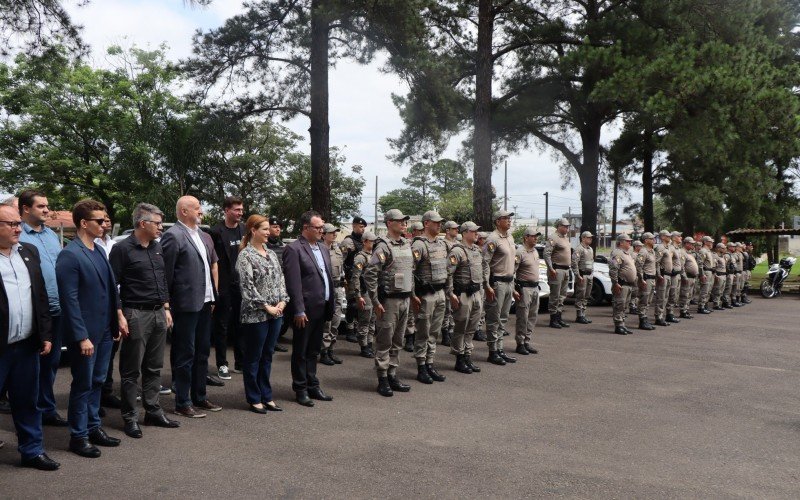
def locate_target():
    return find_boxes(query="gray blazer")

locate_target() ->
[161,223,218,313]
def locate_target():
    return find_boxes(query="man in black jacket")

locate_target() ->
[0,204,58,470]
[209,196,245,379]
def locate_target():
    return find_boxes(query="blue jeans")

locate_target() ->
[0,337,43,459]
[242,317,282,404]
[67,330,113,439]
[37,314,61,417]
[171,304,212,409]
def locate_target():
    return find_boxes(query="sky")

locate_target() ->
[57,0,639,222]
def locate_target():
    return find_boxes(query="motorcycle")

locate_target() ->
[760,256,796,298]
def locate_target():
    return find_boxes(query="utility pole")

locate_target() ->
[374,175,378,228]
[544,191,549,240]
[503,160,508,211]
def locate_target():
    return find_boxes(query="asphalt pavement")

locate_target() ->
[2,296,800,498]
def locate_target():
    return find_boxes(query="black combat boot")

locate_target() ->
[549,314,562,329]
[498,350,517,363]
[515,343,530,355]
[639,317,655,331]
[388,374,411,392]
[679,310,694,319]
[328,348,342,364]
[441,328,452,347]
[465,355,481,372]
[665,313,680,323]
[377,377,393,397]
[359,345,373,358]
[345,324,358,343]
[524,343,538,354]
[575,314,591,324]
[403,335,414,352]
[455,355,473,374]
[426,364,446,382]
[473,329,487,341]
[416,364,433,384]
[557,312,570,328]
[654,317,669,327]
[614,325,628,335]
[487,351,506,365]
[697,306,711,314]
[319,349,335,366]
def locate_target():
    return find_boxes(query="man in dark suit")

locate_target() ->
[282,210,335,407]
[0,204,58,470]
[162,196,221,418]
[56,199,128,458]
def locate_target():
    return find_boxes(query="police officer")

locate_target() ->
[571,231,594,324]
[724,241,738,307]
[635,232,658,331]
[711,243,728,310]
[544,218,571,328]
[742,242,756,303]
[514,227,542,354]
[410,211,448,384]
[403,221,424,353]
[348,231,378,358]
[446,221,488,374]
[679,237,700,319]
[441,220,459,347]
[629,240,644,314]
[733,242,745,306]
[667,231,683,323]
[698,236,715,314]
[320,223,344,366]
[473,231,489,342]
[363,209,413,397]
[653,230,674,326]
[341,216,368,343]
[691,240,703,306]
[483,209,518,365]
[267,216,290,352]
[610,234,636,335]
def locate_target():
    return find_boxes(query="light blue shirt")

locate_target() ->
[0,244,34,344]
[309,243,330,301]
[19,222,61,314]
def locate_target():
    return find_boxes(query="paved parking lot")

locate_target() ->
[2,296,800,498]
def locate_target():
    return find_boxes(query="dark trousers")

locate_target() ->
[290,313,325,393]
[212,289,244,369]
[0,337,43,459]
[242,317,282,404]
[101,339,119,397]
[37,314,61,417]
[170,304,212,409]
[67,330,113,439]
[120,308,167,421]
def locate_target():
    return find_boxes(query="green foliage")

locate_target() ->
[436,189,475,223]
[378,188,430,217]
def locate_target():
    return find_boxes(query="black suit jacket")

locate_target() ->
[282,236,334,320]
[0,243,53,354]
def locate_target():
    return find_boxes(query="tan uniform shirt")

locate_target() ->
[571,243,594,276]
[610,247,637,284]
[544,232,571,269]
[515,245,541,282]
[483,230,515,278]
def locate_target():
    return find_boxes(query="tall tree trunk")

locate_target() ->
[473,0,493,229]
[641,129,654,232]
[309,0,331,221]
[611,166,618,240]
[579,124,601,250]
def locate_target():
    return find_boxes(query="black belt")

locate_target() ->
[618,279,633,287]
[671,270,681,276]
[125,303,163,311]
[415,282,446,295]
[643,274,657,280]
[553,264,570,270]
[686,273,697,279]
[715,272,727,276]
[385,291,412,299]
[490,275,514,283]
[659,271,673,277]
[454,282,482,296]
[579,270,593,276]
[515,280,539,288]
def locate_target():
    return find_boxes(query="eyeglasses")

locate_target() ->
[85,218,106,225]
[309,225,325,231]
[143,220,164,228]
[0,220,22,229]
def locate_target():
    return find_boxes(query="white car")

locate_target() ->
[566,254,613,306]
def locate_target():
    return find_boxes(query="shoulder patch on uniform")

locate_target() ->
[378,252,386,263]
[355,262,363,270]
[449,255,458,265]
[413,249,421,261]
[515,254,521,264]
[487,242,495,252]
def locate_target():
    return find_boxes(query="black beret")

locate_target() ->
[352,216,367,226]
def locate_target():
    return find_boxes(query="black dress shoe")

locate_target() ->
[498,351,517,363]
[206,375,225,387]
[124,420,142,438]
[144,413,180,428]
[487,351,506,365]
[101,394,122,409]
[308,387,333,401]
[264,402,283,412]
[69,437,101,458]
[515,344,530,355]
[387,375,411,392]
[274,343,288,352]
[377,377,393,397]
[524,344,538,354]
[21,453,60,471]
[89,427,121,447]
[42,413,69,427]
[249,404,267,414]
[296,392,315,407]
[426,364,446,382]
